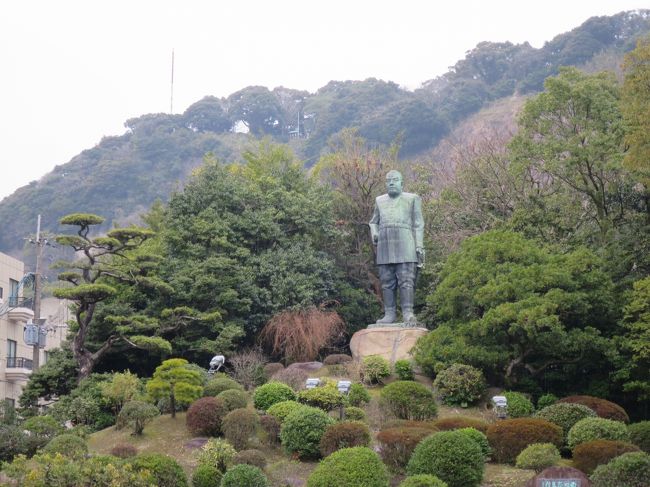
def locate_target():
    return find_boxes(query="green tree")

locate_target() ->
[53,213,173,381]
[146,358,203,418]
[414,230,616,389]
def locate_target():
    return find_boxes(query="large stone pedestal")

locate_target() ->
[349,326,428,364]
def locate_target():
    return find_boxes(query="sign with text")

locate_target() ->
[537,480,581,487]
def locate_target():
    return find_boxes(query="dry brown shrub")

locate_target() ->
[260,306,345,362]
[270,367,308,391]
[229,347,267,390]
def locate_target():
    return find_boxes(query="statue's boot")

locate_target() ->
[376,289,397,324]
[400,287,417,325]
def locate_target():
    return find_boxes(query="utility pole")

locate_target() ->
[31,215,44,370]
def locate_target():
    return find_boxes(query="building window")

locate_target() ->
[0,286,3,299]
[7,339,17,364]
[9,279,19,306]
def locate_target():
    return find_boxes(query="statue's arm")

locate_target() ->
[369,201,380,244]
[413,195,424,250]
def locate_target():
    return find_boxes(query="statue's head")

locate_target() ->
[386,170,403,197]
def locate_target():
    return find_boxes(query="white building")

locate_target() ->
[0,252,66,406]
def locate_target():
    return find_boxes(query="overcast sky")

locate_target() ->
[0,0,646,200]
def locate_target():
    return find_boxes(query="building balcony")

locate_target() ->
[6,298,34,323]
[5,357,33,381]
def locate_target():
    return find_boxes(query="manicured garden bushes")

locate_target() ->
[399,475,448,487]
[572,439,640,474]
[344,406,367,422]
[394,359,415,380]
[433,416,489,434]
[131,453,188,487]
[280,405,335,459]
[433,364,486,406]
[534,402,596,439]
[216,389,249,412]
[323,354,352,365]
[407,430,484,487]
[42,433,88,459]
[380,381,438,420]
[347,382,371,407]
[361,355,391,384]
[590,451,650,487]
[203,377,243,397]
[567,417,630,449]
[628,420,650,453]
[186,397,227,436]
[222,408,260,450]
[319,420,371,457]
[297,383,345,410]
[536,393,558,410]
[457,427,491,459]
[221,464,269,487]
[266,400,305,424]
[307,447,390,487]
[515,443,561,472]
[233,449,267,469]
[197,438,236,472]
[503,391,534,418]
[260,414,281,445]
[558,395,629,423]
[192,464,222,487]
[253,382,296,411]
[117,400,160,435]
[110,442,138,458]
[486,418,562,463]
[376,427,435,472]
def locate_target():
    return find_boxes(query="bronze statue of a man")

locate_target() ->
[369,170,424,325]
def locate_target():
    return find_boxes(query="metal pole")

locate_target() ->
[32,215,43,370]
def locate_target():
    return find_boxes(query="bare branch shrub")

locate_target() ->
[229,348,268,390]
[260,306,345,363]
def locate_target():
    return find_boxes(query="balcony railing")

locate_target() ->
[6,296,33,309]
[6,357,33,370]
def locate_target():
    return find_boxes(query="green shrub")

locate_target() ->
[222,408,260,450]
[253,382,296,411]
[22,415,64,452]
[203,378,244,397]
[266,400,305,424]
[187,397,227,436]
[457,428,491,459]
[297,383,345,410]
[399,475,449,487]
[433,416,489,434]
[558,395,629,423]
[376,427,436,472]
[198,438,236,472]
[233,449,267,469]
[503,391,534,418]
[110,442,138,458]
[192,463,222,487]
[534,402,597,440]
[307,446,390,487]
[590,451,650,487]
[280,405,335,459]
[567,417,630,450]
[260,414,281,445]
[629,421,650,453]
[380,381,437,420]
[42,433,88,459]
[515,443,561,472]
[217,389,249,412]
[131,453,188,487]
[221,464,269,487]
[407,430,484,487]
[0,425,28,461]
[486,418,563,464]
[347,382,371,406]
[394,359,415,380]
[361,355,390,384]
[117,400,160,435]
[572,439,640,474]
[344,406,367,422]
[433,364,486,406]
[319,420,371,457]
[536,393,558,410]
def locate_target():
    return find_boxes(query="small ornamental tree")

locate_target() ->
[53,213,173,381]
[433,364,486,406]
[117,400,160,435]
[146,358,203,418]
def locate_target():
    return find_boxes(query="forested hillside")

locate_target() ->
[0,10,648,255]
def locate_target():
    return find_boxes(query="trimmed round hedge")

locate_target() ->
[407,430,484,487]
[515,443,560,472]
[344,406,367,422]
[280,405,335,459]
[399,474,448,487]
[42,433,88,459]
[347,383,371,407]
[567,417,630,450]
[590,451,650,487]
[233,449,267,470]
[457,428,490,459]
[558,395,629,423]
[376,427,436,472]
[203,377,243,397]
[307,446,390,487]
[221,464,269,487]
[222,408,260,450]
[319,420,371,457]
[628,421,650,453]
[536,393,558,410]
[297,384,345,411]
[433,416,489,434]
[192,463,222,487]
[486,418,562,464]
[253,382,296,411]
[266,400,305,424]
[572,439,640,475]
[186,397,227,436]
[216,389,249,412]
[503,391,534,418]
[534,402,597,439]
[433,364,486,406]
[380,381,438,420]
[131,453,188,487]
